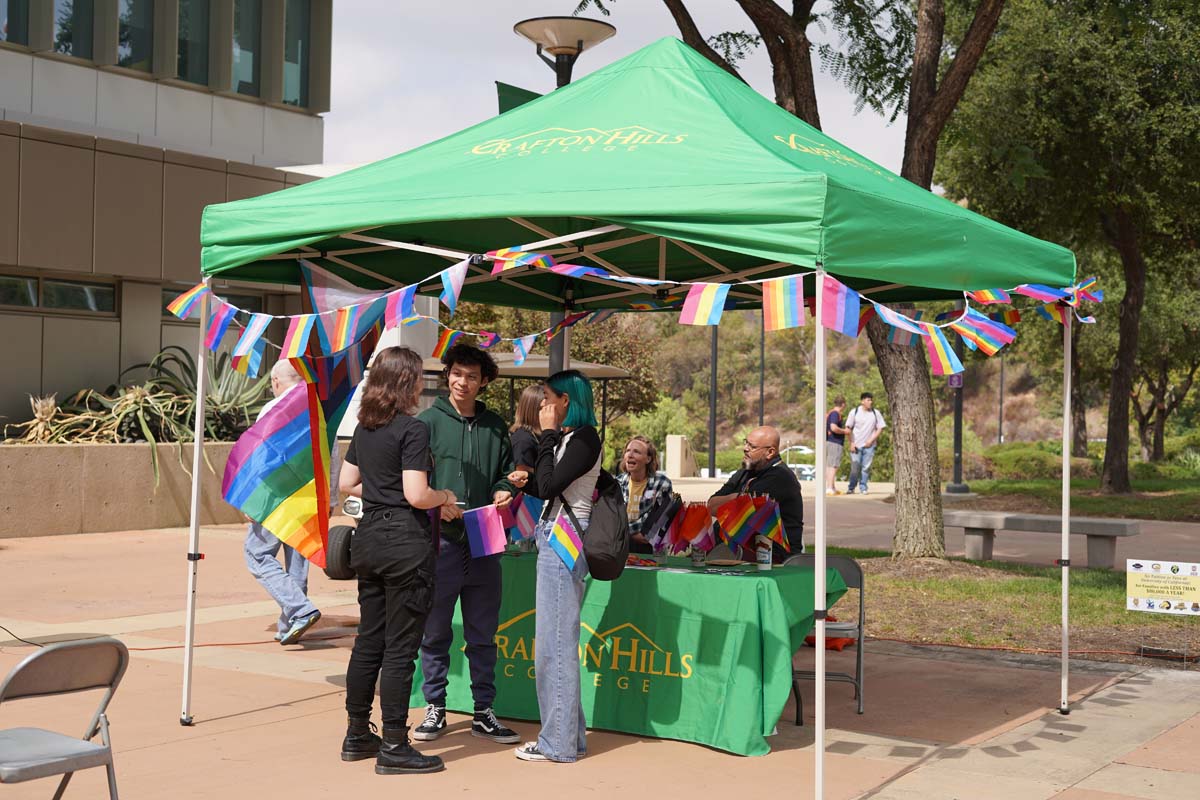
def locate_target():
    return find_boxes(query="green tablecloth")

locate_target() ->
[410,553,847,756]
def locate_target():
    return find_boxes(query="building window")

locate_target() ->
[282,0,310,107]
[54,0,95,60]
[117,0,153,70]
[0,275,37,308]
[43,278,116,312]
[1,1,31,46]
[162,288,264,317]
[231,0,261,97]
[177,0,209,85]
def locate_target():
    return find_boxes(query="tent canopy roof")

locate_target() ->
[200,37,1074,309]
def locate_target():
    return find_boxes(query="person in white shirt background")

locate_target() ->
[845,392,886,495]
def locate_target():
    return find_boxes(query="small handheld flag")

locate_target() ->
[762,276,804,331]
[166,284,208,319]
[463,504,509,558]
[820,275,861,337]
[548,512,584,570]
[678,283,730,326]
[506,493,542,541]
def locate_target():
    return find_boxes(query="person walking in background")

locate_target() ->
[509,384,544,477]
[846,392,886,495]
[617,435,673,553]
[244,360,323,646]
[414,342,519,746]
[338,346,458,774]
[511,370,602,763]
[825,396,848,496]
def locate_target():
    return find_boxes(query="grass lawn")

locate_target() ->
[956,478,1200,522]
[826,546,1200,665]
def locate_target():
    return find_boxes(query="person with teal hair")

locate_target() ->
[507,370,601,763]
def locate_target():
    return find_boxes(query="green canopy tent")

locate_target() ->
[184,37,1078,795]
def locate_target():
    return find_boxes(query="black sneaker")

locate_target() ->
[411,704,446,742]
[472,707,520,744]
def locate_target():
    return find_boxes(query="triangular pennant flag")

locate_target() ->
[300,260,389,354]
[857,304,877,335]
[588,308,617,325]
[948,307,1016,357]
[546,311,590,340]
[965,288,1011,305]
[1014,284,1070,303]
[432,329,463,358]
[1037,303,1069,325]
[476,331,500,349]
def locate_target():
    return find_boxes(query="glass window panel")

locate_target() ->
[217,292,264,314]
[231,0,261,97]
[117,0,153,70]
[54,0,94,59]
[0,275,37,307]
[177,0,210,85]
[43,279,115,312]
[1,1,31,45]
[282,0,310,107]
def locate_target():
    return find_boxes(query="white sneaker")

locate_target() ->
[515,742,551,762]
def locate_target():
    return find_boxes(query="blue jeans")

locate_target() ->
[244,522,317,635]
[534,518,589,761]
[847,445,877,494]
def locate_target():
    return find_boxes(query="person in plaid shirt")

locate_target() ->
[616,435,674,553]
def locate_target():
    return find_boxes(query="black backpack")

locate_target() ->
[557,469,630,581]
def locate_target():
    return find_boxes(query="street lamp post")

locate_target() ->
[514,16,617,374]
[947,300,970,494]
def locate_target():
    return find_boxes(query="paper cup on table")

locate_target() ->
[755,535,772,571]
[690,548,706,568]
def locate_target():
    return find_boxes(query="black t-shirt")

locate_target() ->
[510,428,539,471]
[345,414,433,515]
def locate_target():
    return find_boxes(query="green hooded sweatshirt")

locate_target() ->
[418,396,515,543]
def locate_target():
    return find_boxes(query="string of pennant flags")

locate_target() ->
[167,246,1103,379]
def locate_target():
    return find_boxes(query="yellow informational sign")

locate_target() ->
[1126,559,1200,614]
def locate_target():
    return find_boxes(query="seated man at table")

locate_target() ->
[707,426,804,562]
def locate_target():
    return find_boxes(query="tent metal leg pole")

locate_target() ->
[1060,313,1072,714]
[181,290,211,726]
[601,380,608,445]
[813,270,828,799]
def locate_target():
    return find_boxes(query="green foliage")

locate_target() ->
[936,415,988,481]
[985,446,1061,480]
[706,31,762,67]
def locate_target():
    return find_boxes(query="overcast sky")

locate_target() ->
[323,1,906,172]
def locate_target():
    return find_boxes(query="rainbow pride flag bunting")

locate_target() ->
[679,283,730,326]
[166,283,208,319]
[989,309,1021,326]
[204,301,239,351]
[513,334,537,366]
[548,512,584,570]
[1014,284,1069,303]
[546,311,590,340]
[463,504,509,558]
[488,248,555,274]
[918,322,964,375]
[820,275,861,337]
[385,285,416,329]
[762,276,804,331]
[1037,303,1069,325]
[1070,277,1103,305]
[440,259,469,314]
[965,288,1011,305]
[281,315,316,360]
[231,313,273,376]
[432,329,463,358]
[948,308,1015,357]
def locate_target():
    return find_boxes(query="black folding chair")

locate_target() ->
[784,555,865,724]
[0,637,129,798]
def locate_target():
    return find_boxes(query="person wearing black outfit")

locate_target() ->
[337,347,458,775]
[509,384,543,474]
[707,425,804,562]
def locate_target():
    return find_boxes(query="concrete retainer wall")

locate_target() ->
[0,442,241,537]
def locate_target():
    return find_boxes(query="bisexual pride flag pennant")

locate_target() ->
[1014,284,1070,303]
[476,330,500,349]
[439,259,469,315]
[384,285,416,329]
[205,301,239,352]
[917,322,965,375]
[281,315,316,360]
[820,275,861,337]
[231,313,273,376]
[463,504,509,559]
[166,283,209,319]
[762,276,804,331]
[679,283,731,326]
[513,334,537,366]
[548,512,584,570]
[965,288,1011,305]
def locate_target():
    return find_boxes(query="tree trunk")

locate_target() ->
[1100,207,1148,493]
[865,318,945,557]
[1070,322,1088,457]
[1151,409,1166,462]
[1136,417,1153,463]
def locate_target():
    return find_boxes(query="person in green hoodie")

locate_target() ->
[412,342,520,745]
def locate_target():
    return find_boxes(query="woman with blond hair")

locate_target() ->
[617,435,674,553]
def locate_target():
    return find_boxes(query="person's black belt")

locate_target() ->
[361,504,414,520]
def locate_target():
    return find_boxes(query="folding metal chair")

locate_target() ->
[0,637,129,798]
[783,554,864,724]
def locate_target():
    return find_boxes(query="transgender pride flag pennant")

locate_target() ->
[439,259,469,315]
[231,313,273,376]
[548,512,584,570]
[463,504,509,558]
[762,276,804,331]
[820,275,861,337]
[513,334,537,366]
[504,493,542,541]
[678,283,730,326]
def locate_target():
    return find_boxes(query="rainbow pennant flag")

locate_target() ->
[463,504,509,559]
[858,304,877,335]
[1037,303,1069,325]
[989,309,1021,326]
[546,311,590,340]
[965,288,1011,305]
[301,261,389,355]
[166,283,209,319]
[548,512,584,570]
[820,275,861,337]
[440,259,469,314]
[762,276,804,331]
[948,308,1015,357]
[747,498,788,553]
[204,301,239,351]
[679,283,730,326]
[281,315,316,360]
[917,322,964,375]
[1014,284,1069,303]
[331,304,364,353]
[513,334,537,366]
[231,313,273,376]
[488,248,555,274]
[432,329,463,358]
[384,285,416,329]
[1069,277,1104,305]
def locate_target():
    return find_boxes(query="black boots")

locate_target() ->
[375,727,445,775]
[341,717,382,762]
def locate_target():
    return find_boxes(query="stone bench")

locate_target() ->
[943,510,1141,570]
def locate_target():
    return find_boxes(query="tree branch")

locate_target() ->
[922,0,1006,137]
[661,0,747,83]
[736,0,821,127]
